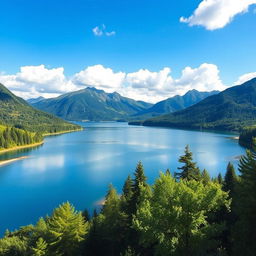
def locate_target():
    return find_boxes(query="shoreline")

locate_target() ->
[43,128,83,137]
[0,141,44,155]
[0,129,82,165]
[0,156,30,166]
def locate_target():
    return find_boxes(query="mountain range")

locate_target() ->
[0,83,80,133]
[132,89,219,120]
[30,87,218,121]
[136,78,256,131]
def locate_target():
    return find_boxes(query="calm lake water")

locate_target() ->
[0,122,245,234]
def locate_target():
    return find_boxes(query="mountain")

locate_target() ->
[132,90,219,120]
[27,96,45,104]
[134,78,256,131]
[0,83,80,133]
[31,87,153,121]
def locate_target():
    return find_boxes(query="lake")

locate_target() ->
[0,122,245,234]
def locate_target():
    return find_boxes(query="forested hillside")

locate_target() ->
[0,125,42,150]
[1,146,255,256]
[0,83,80,134]
[136,78,256,131]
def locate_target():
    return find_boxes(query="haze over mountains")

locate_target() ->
[29,87,218,121]
[139,78,256,131]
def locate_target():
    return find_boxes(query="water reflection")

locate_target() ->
[22,155,65,173]
[0,122,245,235]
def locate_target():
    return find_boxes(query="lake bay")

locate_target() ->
[0,122,245,234]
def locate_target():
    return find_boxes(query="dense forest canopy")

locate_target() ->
[0,125,43,149]
[1,146,255,256]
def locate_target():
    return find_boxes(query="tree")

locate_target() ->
[134,172,230,256]
[130,161,147,214]
[223,162,237,198]
[217,173,223,185]
[233,150,256,255]
[175,145,201,181]
[47,202,88,256]
[201,169,210,185]
[32,238,48,256]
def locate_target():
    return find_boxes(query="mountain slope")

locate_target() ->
[31,87,153,121]
[0,83,80,133]
[138,78,256,131]
[132,90,219,120]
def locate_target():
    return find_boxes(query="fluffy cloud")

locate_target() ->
[72,63,226,102]
[1,63,252,103]
[73,65,125,90]
[92,24,116,37]
[0,65,77,99]
[235,72,256,85]
[180,0,256,30]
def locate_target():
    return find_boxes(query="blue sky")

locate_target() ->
[0,0,255,102]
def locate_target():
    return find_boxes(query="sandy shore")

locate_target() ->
[0,156,30,166]
[0,141,44,155]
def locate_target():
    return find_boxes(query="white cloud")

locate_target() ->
[235,72,256,85]
[92,24,116,37]
[0,65,78,99]
[180,0,256,30]
[92,26,104,36]
[2,63,253,103]
[73,65,125,90]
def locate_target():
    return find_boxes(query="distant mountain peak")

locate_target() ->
[141,78,256,131]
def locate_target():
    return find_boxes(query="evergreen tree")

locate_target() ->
[223,162,237,197]
[217,173,223,185]
[82,209,90,222]
[201,169,210,185]
[233,150,256,255]
[131,161,147,214]
[32,237,48,256]
[175,145,201,181]
[47,202,88,256]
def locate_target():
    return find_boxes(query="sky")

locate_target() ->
[0,0,255,103]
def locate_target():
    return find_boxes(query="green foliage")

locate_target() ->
[133,172,230,256]
[1,147,256,256]
[201,169,211,185]
[233,149,256,255]
[175,145,201,181]
[0,126,43,150]
[239,126,256,149]
[0,83,80,134]
[47,202,88,256]
[31,238,48,256]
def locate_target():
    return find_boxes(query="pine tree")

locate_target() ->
[223,162,237,197]
[201,169,210,185]
[217,173,223,185]
[175,145,201,181]
[32,237,48,256]
[82,209,90,222]
[131,161,147,214]
[47,202,88,256]
[233,150,256,255]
